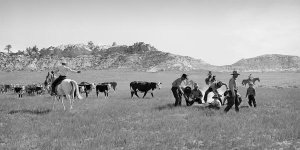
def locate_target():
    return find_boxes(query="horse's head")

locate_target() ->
[256,78,260,82]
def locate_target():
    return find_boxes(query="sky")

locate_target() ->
[0,0,300,66]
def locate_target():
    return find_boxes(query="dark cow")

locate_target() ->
[96,83,111,98]
[102,82,117,91]
[130,81,162,98]
[4,84,12,93]
[78,82,96,97]
[14,86,25,98]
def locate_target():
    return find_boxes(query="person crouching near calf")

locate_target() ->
[224,71,240,113]
[171,74,188,106]
[191,83,203,104]
[246,82,256,107]
[51,60,81,95]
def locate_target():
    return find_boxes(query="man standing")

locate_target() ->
[171,74,188,106]
[51,60,81,95]
[224,70,240,113]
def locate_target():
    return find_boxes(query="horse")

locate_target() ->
[242,77,260,86]
[44,72,83,110]
[205,75,216,85]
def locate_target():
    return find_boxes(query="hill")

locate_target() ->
[0,42,214,72]
[1,43,299,72]
[220,54,300,72]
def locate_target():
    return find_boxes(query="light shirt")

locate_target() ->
[172,78,188,88]
[229,77,237,92]
[54,65,77,76]
[246,87,256,96]
[209,82,220,95]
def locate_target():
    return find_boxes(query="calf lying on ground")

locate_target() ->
[130,81,162,98]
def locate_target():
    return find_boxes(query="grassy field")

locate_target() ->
[0,70,299,149]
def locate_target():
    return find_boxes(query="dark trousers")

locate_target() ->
[224,90,239,112]
[204,87,222,104]
[204,87,213,103]
[171,87,182,106]
[51,76,66,93]
[248,95,256,107]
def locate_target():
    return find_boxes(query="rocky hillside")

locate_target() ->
[220,54,300,72]
[0,42,214,72]
[1,43,299,72]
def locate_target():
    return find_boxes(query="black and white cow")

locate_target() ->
[96,83,111,98]
[14,85,25,98]
[78,82,96,98]
[130,81,162,98]
[102,82,117,92]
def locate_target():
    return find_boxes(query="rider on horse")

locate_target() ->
[248,74,253,81]
[51,60,81,95]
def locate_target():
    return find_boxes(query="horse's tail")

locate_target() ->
[70,80,83,100]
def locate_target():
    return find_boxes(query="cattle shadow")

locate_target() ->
[8,108,51,115]
[154,103,177,110]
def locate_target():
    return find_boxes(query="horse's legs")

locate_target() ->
[52,96,56,110]
[66,95,73,110]
[61,96,66,111]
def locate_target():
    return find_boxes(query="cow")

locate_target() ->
[78,82,96,98]
[130,81,162,98]
[14,85,25,98]
[3,84,12,93]
[35,85,44,95]
[0,84,4,93]
[102,82,117,92]
[96,83,111,98]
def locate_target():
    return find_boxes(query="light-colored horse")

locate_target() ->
[44,72,83,110]
[242,77,260,86]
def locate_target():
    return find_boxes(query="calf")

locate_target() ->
[79,82,96,97]
[130,81,162,98]
[102,82,117,91]
[14,86,25,98]
[96,83,111,98]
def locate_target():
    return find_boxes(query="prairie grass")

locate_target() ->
[0,70,299,149]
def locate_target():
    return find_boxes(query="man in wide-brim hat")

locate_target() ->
[171,74,188,106]
[224,70,240,113]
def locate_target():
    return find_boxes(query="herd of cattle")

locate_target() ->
[0,83,44,98]
[0,81,164,99]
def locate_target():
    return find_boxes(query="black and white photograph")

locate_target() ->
[0,0,299,149]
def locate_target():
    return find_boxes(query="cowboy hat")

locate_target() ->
[212,94,219,99]
[61,60,67,65]
[231,70,240,75]
[181,74,188,79]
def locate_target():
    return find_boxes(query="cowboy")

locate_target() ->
[191,83,203,104]
[248,74,253,81]
[203,81,227,103]
[171,74,188,106]
[207,71,212,78]
[246,81,256,107]
[51,60,81,95]
[224,70,240,113]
